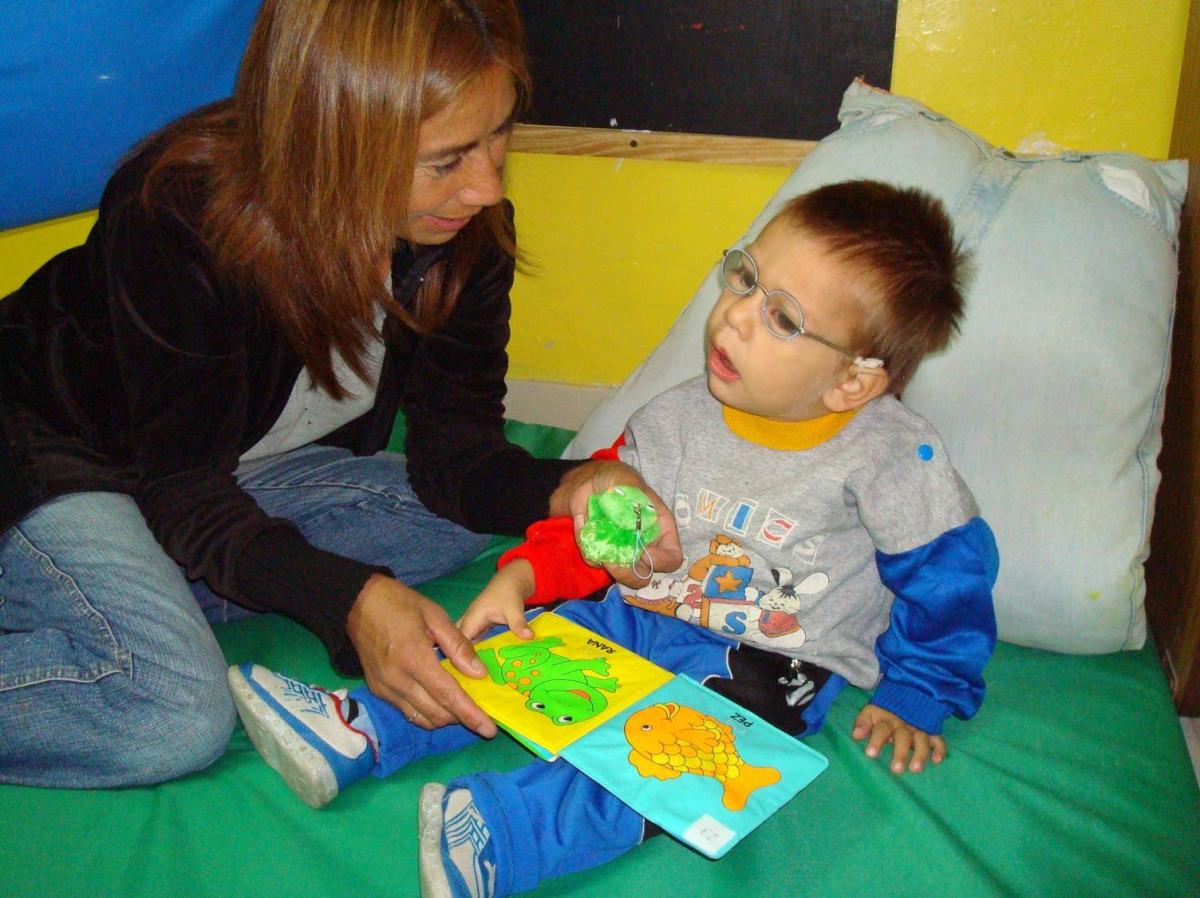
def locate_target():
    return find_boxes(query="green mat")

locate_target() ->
[3,421,1198,896]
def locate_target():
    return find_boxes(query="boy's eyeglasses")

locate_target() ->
[719,248,882,367]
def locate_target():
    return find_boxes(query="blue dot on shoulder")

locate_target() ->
[917,443,934,461]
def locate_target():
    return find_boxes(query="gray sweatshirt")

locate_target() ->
[617,376,980,689]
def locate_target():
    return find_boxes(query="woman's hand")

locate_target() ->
[851,703,946,774]
[550,459,683,587]
[346,573,497,737]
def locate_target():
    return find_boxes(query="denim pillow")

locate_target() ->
[564,80,1188,654]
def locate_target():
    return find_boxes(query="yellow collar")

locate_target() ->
[722,405,858,451]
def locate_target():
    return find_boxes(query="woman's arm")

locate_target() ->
[101,168,383,673]
[398,206,576,534]
[396,206,682,578]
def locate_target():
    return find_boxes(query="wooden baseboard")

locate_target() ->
[504,379,613,432]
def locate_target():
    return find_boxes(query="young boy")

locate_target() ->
[228,180,999,898]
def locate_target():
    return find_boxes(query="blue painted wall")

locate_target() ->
[0,1,259,229]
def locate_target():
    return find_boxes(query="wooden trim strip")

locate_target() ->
[512,123,815,167]
[1146,0,1200,715]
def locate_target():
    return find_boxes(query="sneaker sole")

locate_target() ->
[227,666,339,809]
[418,783,452,898]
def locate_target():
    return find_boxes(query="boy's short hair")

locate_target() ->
[775,180,967,393]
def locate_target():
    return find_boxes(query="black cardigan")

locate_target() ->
[0,149,575,674]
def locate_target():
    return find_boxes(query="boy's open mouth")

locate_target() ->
[708,346,740,382]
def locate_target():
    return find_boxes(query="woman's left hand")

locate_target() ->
[346,574,498,737]
[550,459,683,586]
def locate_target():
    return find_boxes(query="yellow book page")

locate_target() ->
[444,612,673,757]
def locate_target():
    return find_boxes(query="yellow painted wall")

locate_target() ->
[1,0,1191,384]
[0,211,97,297]
[892,0,1190,158]
[505,154,791,384]
[510,0,1192,383]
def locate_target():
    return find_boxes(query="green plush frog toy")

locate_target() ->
[578,485,661,567]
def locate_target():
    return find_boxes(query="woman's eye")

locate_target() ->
[430,156,463,176]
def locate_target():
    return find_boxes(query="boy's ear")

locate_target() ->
[822,362,890,412]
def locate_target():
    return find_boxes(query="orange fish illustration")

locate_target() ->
[623,702,781,811]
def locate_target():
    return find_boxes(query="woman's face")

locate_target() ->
[402,64,517,245]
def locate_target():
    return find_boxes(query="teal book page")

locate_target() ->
[505,727,555,762]
[560,675,828,859]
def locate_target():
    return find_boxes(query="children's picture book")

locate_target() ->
[443,612,829,858]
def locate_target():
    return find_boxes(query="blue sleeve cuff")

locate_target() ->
[874,516,999,725]
[870,678,952,735]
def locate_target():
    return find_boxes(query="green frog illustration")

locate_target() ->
[478,636,620,725]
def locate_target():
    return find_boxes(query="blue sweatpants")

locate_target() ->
[353,589,844,896]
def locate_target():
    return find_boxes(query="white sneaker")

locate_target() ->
[227,663,376,809]
[419,783,498,898]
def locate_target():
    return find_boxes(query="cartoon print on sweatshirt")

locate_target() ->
[624,575,697,616]
[624,502,833,648]
[626,562,827,651]
[747,568,829,643]
[688,534,752,582]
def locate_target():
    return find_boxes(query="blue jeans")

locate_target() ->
[0,445,489,788]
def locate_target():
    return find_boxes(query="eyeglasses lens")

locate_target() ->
[761,292,804,339]
[721,250,756,295]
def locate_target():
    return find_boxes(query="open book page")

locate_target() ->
[560,675,829,858]
[445,613,828,857]
[442,612,673,759]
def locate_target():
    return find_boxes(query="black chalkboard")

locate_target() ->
[517,1,897,141]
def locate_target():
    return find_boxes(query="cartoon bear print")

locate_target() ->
[687,534,752,582]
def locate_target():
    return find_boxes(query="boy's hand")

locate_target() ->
[458,559,536,641]
[550,459,683,585]
[852,703,946,774]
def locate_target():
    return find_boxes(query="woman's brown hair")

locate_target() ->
[143,0,530,396]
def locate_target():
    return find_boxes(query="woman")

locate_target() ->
[0,0,679,788]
